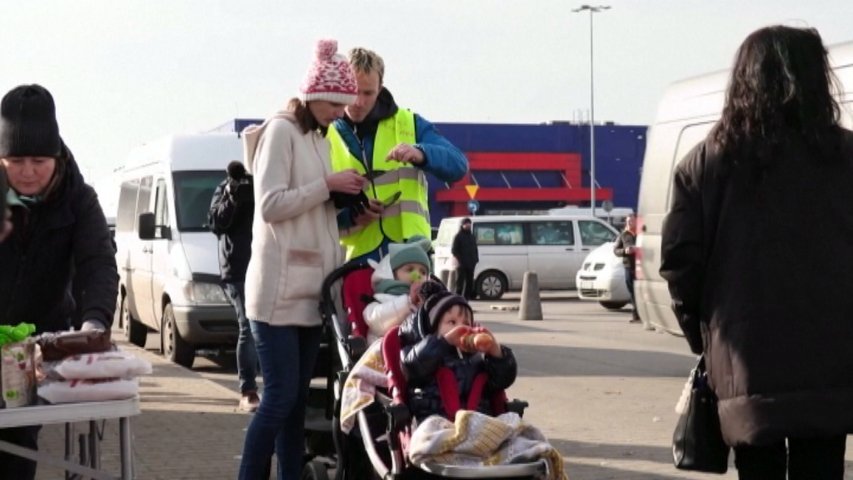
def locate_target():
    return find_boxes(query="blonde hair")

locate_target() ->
[348,47,385,85]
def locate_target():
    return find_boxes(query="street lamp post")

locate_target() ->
[572,4,609,217]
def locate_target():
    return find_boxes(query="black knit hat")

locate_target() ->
[416,282,473,337]
[0,84,62,158]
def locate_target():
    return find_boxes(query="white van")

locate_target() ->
[635,41,853,334]
[114,133,243,368]
[434,215,619,299]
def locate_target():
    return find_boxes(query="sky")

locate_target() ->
[1,0,851,211]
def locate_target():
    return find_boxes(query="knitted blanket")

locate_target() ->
[339,340,387,434]
[408,410,568,480]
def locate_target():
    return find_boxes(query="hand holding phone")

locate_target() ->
[381,191,402,208]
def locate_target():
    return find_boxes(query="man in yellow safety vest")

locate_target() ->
[329,47,468,263]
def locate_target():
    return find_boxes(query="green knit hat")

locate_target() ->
[389,242,430,273]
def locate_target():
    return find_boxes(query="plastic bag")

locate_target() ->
[46,351,152,380]
[2,340,36,408]
[38,377,138,404]
[37,330,113,362]
[0,323,36,348]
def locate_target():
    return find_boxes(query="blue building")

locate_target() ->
[217,119,647,226]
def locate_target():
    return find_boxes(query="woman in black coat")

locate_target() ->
[660,27,853,480]
[0,84,118,480]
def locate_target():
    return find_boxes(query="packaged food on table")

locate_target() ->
[36,329,113,362]
[1,339,36,408]
[38,377,139,404]
[43,350,152,380]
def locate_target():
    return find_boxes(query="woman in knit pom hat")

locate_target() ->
[398,281,517,422]
[238,39,366,479]
[0,84,118,480]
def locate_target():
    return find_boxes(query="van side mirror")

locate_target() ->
[138,213,155,240]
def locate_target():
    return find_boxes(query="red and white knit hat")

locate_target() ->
[300,39,357,105]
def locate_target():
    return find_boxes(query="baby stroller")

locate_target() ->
[316,261,552,480]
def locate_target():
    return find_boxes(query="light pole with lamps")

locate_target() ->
[572,4,609,216]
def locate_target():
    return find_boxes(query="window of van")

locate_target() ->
[134,176,153,230]
[154,178,170,238]
[173,171,224,232]
[667,123,714,208]
[116,179,139,233]
[578,220,617,246]
[530,221,574,245]
[475,222,524,246]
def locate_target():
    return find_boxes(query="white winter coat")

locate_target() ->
[363,255,414,344]
[243,112,343,326]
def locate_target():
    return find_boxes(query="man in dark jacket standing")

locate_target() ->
[208,161,258,412]
[613,214,640,323]
[451,218,479,300]
[0,84,118,480]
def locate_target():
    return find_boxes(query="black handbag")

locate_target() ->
[672,355,730,473]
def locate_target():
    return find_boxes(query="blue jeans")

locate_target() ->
[238,322,322,480]
[224,282,258,394]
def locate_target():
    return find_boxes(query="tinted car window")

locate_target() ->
[579,220,617,246]
[173,171,224,232]
[530,221,574,246]
[475,222,524,246]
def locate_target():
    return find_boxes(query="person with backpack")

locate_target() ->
[208,160,259,412]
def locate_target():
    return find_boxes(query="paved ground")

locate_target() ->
[28,292,853,479]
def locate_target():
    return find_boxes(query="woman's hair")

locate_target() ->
[285,98,322,135]
[712,26,842,166]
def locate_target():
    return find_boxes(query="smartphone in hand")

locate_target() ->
[382,191,402,208]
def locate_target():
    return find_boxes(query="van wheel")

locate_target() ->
[161,303,195,368]
[476,271,507,300]
[121,294,148,348]
[600,301,628,310]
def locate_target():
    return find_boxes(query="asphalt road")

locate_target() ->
[136,291,853,479]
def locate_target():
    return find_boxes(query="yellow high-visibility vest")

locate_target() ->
[328,110,431,260]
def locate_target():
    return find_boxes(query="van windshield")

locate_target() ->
[173,171,225,232]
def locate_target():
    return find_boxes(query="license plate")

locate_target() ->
[580,281,593,290]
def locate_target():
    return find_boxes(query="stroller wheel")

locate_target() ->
[301,459,330,480]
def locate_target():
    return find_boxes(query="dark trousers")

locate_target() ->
[0,426,40,480]
[455,266,475,300]
[624,266,639,319]
[734,435,846,480]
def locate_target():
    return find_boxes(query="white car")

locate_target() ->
[575,241,631,310]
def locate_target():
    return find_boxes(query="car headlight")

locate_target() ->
[182,281,229,304]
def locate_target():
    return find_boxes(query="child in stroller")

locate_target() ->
[399,283,517,422]
[362,241,431,344]
[336,281,567,480]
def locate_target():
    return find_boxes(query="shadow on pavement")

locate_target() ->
[554,438,736,479]
[37,409,249,480]
[511,344,695,377]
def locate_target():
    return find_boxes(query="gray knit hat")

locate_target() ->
[0,84,62,158]
[389,242,430,273]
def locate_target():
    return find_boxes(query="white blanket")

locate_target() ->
[408,410,569,480]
